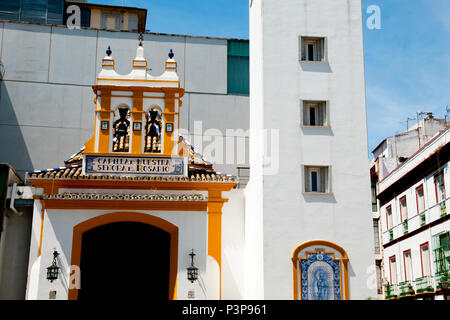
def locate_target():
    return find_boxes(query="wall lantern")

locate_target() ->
[46,250,60,283]
[187,249,198,283]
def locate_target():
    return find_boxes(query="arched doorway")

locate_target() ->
[79,222,169,300]
[69,213,178,300]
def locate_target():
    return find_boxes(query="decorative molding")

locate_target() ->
[42,192,206,202]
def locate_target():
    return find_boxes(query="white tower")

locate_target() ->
[247,0,376,299]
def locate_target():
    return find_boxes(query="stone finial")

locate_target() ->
[168,49,174,59]
[138,33,144,47]
[106,45,112,56]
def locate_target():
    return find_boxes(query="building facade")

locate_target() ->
[248,0,376,299]
[0,0,380,300]
[0,164,33,300]
[370,115,449,299]
[0,21,250,180]
[376,127,450,300]
[24,43,245,300]
[63,1,147,32]
[0,18,249,300]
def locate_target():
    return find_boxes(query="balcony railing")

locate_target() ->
[399,281,415,297]
[420,212,426,226]
[440,201,447,217]
[415,276,434,294]
[402,220,408,235]
[436,272,449,290]
[384,272,450,299]
[382,198,449,245]
[385,283,399,299]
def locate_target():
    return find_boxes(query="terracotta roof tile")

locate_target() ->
[28,136,236,183]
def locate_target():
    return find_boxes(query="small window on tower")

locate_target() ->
[302,101,328,127]
[304,166,330,193]
[300,37,326,62]
[145,107,162,153]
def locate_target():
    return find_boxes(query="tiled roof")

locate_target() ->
[29,135,236,183]
[43,192,206,201]
[64,147,85,165]
[27,164,236,182]
[180,136,213,168]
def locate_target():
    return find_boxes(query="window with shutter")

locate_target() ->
[304,166,330,193]
[300,36,327,62]
[302,101,328,127]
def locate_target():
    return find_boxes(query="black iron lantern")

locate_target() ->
[46,250,60,283]
[187,249,198,283]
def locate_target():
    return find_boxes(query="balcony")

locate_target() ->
[402,220,408,235]
[382,198,449,245]
[436,272,449,290]
[384,273,450,299]
[415,276,434,294]
[384,283,399,299]
[399,281,415,297]
[440,201,447,218]
[420,212,426,226]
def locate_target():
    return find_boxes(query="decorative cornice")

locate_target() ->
[27,165,237,183]
[42,192,206,202]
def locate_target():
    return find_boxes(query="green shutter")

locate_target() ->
[227,41,249,95]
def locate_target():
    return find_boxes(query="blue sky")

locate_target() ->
[94,0,449,155]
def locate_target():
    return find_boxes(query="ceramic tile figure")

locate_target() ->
[301,250,341,300]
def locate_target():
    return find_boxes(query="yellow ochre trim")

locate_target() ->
[101,59,115,68]
[207,189,228,300]
[38,203,45,256]
[132,60,148,68]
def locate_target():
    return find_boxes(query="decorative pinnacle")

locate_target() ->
[168,48,174,59]
[189,249,195,266]
[106,45,112,57]
[138,33,143,47]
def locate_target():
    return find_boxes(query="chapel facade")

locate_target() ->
[25,42,237,300]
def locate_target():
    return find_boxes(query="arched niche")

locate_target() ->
[144,104,163,153]
[291,240,349,300]
[112,103,131,152]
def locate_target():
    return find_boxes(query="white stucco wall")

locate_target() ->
[246,0,265,299]
[0,207,32,299]
[221,189,246,299]
[250,0,376,299]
